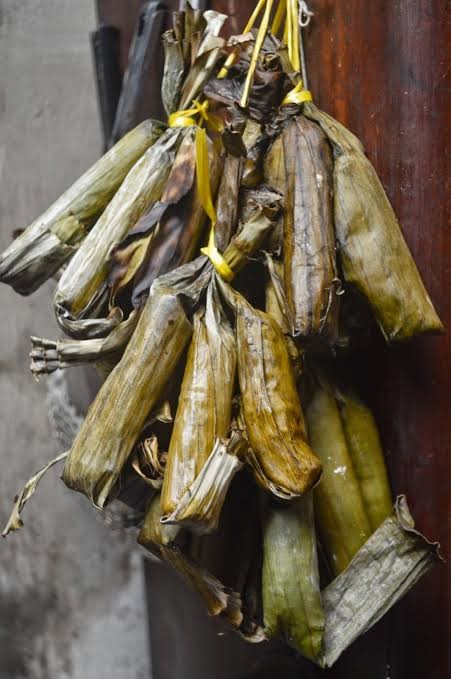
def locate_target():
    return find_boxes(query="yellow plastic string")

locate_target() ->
[200,226,235,282]
[288,0,300,71]
[168,99,223,132]
[281,79,313,105]
[240,0,274,108]
[194,127,217,225]
[217,0,267,78]
[271,0,286,36]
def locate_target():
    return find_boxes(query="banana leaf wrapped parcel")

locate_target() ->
[218,281,322,500]
[262,494,324,662]
[304,368,393,576]
[160,282,237,521]
[0,120,165,295]
[302,102,443,342]
[281,114,340,346]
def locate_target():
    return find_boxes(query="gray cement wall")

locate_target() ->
[0,2,151,677]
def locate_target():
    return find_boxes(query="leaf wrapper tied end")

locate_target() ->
[282,115,340,346]
[220,284,322,499]
[0,120,165,295]
[62,282,192,508]
[302,102,443,342]
[263,494,324,663]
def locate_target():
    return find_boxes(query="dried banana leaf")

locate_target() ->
[107,130,198,301]
[213,154,244,253]
[131,435,168,491]
[241,119,266,188]
[219,282,322,499]
[263,135,285,251]
[129,135,222,306]
[138,493,246,631]
[262,494,324,662]
[190,471,266,641]
[336,388,393,531]
[178,11,227,110]
[304,370,372,576]
[29,310,140,375]
[282,115,340,345]
[0,120,165,295]
[138,493,179,556]
[223,186,282,274]
[54,127,183,326]
[303,102,443,342]
[161,280,236,518]
[161,30,185,117]
[265,255,303,381]
[2,452,68,536]
[161,7,223,114]
[162,431,245,534]
[320,496,441,667]
[62,270,195,508]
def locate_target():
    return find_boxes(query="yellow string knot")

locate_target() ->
[281,79,313,106]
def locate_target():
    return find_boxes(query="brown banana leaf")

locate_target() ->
[263,135,285,251]
[190,471,266,641]
[0,120,165,295]
[61,259,214,508]
[282,115,340,345]
[161,280,237,519]
[264,254,303,381]
[107,130,199,302]
[336,387,393,532]
[218,281,322,499]
[303,102,443,342]
[138,493,248,633]
[213,154,244,253]
[54,127,184,330]
[129,135,222,306]
[262,494,324,662]
[2,452,68,537]
[304,369,372,576]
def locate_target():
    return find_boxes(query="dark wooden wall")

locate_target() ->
[97,2,450,677]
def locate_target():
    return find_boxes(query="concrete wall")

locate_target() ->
[0,2,151,677]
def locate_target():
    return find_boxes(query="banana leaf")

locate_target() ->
[304,369,372,576]
[302,102,443,342]
[0,120,165,295]
[218,281,322,499]
[336,387,393,531]
[262,494,324,662]
[54,127,184,329]
[29,310,140,375]
[61,259,212,508]
[282,115,340,345]
[160,280,237,519]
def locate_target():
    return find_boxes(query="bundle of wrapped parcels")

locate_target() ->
[1,5,442,668]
